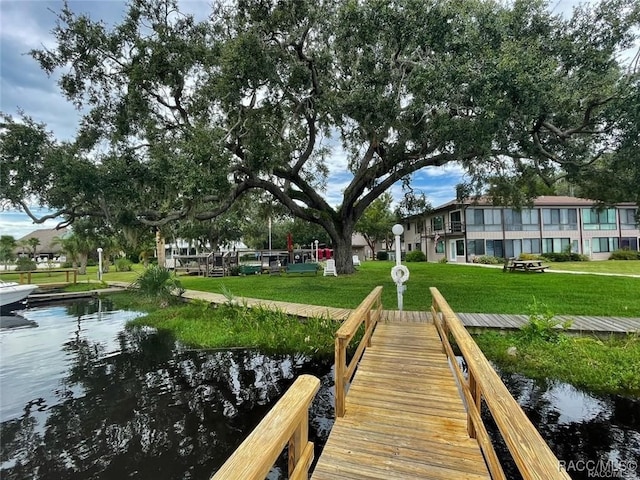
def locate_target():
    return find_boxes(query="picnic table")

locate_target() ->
[505,258,548,273]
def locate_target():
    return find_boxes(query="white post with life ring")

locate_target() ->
[391,224,409,311]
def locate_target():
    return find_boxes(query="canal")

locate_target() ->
[0,299,638,479]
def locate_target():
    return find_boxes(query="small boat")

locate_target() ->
[0,280,39,311]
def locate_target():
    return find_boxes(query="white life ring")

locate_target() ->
[391,265,410,284]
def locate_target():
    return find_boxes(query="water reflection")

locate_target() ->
[0,300,334,480]
[493,368,640,480]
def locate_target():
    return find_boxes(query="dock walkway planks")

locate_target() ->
[458,312,640,333]
[311,319,491,480]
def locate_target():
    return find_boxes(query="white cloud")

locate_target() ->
[0,209,61,240]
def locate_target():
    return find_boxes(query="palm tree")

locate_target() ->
[0,235,16,270]
[26,237,40,260]
[52,234,81,269]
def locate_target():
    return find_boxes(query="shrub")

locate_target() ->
[438,257,448,264]
[132,265,184,301]
[376,251,389,261]
[475,255,502,265]
[518,253,542,261]
[405,251,426,262]
[541,252,588,262]
[609,249,640,260]
[15,257,37,271]
[518,298,572,343]
[115,258,133,272]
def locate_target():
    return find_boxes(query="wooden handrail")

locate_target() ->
[210,374,320,480]
[335,286,383,417]
[430,287,571,480]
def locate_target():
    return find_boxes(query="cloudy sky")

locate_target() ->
[0,0,601,238]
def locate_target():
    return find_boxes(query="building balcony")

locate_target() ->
[425,221,465,236]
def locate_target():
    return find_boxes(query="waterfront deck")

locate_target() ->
[311,319,490,479]
[211,286,572,479]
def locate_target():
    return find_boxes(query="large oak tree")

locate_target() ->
[2,0,638,273]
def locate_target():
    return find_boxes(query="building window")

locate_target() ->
[522,238,542,254]
[542,208,578,231]
[467,239,485,256]
[505,239,522,258]
[486,240,504,258]
[504,209,539,231]
[415,242,421,252]
[406,223,411,232]
[621,209,638,230]
[592,237,619,253]
[542,238,571,253]
[456,240,465,256]
[620,237,638,251]
[466,208,502,232]
[582,208,616,230]
[435,240,445,254]
[431,215,444,231]
[407,243,412,251]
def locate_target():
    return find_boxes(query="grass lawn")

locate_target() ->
[3,261,639,317]
[176,261,639,317]
[546,260,640,275]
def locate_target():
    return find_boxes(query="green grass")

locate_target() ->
[474,331,640,396]
[175,262,640,317]
[546,260,640,275]
[3,261,639,316]
[124,296,337,356]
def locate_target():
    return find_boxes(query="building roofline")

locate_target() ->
[428,195,637,213]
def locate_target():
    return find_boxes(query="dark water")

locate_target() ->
[0,300,334,480]
[1,301,638,480]
[497,372,640,480]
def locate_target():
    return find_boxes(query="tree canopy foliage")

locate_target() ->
[356,192,397,256]
[1,0,638,272]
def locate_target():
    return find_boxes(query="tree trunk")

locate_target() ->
[156,230,166,268]
[332,227,356,275]
[79,254,88,275]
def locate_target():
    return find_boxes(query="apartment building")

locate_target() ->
[402,196,639,263]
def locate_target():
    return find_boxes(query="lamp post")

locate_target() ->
[390,224,409,311]
[97,247,103,282]
[314,240,319,262]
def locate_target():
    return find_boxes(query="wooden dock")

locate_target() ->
[311,320,491,479]
[211,287,572,480]
[212,287,569,480]
[458,312,640,333]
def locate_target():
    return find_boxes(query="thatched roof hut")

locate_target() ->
[15,228,69,257]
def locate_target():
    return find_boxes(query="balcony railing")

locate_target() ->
[425,221,465,236]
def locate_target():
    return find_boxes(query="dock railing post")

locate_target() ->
[288,408,310,478]
[468,372,481,438]
[335,337,346,417]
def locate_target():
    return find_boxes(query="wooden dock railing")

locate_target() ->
[210,374,320,480]
[334,285,383,417]
[19,268,78,284]
[430,287,571,480]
